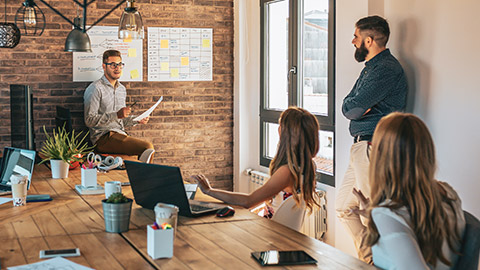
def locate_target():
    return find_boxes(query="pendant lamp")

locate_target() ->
[15,0,45,36]
[118,0,144,40]
[0,0,21,48]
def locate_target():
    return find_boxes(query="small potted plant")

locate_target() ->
[39,125,94,179]
[102,192,133,233]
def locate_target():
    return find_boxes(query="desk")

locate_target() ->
[0,165,376,269]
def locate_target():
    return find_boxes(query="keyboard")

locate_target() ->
[191,204,213,212]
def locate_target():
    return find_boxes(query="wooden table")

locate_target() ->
[0,165,376,269]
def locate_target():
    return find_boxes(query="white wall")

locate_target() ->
[384,0,480,220]
[234,0,480,261]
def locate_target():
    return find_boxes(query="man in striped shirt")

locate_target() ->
[84,50,155,163]
[335,16,408,263]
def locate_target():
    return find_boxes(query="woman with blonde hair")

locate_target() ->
[192,107,320,213]
[355,112,465,269]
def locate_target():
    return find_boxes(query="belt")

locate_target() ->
[353,135,372,143]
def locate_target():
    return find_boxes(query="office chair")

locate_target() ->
[453,211,480,270]
[271,196,306,232]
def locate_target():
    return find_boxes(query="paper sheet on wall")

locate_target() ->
[133,96,163,121]
[147,27,212,81]
[7,256,94,270]
[73,26,143,82]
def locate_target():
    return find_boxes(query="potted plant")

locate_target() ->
[102,192,133,233]
[39,125,94,179]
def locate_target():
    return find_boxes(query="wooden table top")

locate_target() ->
[0,164,376,270]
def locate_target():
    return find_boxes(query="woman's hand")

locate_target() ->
[191,174,212,195]
[351,187,370,218]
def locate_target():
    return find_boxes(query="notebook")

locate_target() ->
[124,160,224,217]
[0,147,36,195]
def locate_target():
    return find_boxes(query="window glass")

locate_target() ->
[314,130,333,175]
[302,0,329,116]
[265,122,280,159]
[266,0,289,111]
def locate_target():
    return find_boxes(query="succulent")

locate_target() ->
[106,192,129,203]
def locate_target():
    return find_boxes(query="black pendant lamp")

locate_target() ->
[64,17,91,52]
[15,0,45,36]
[0,0,21,48]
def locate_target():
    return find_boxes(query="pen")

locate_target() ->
[130,101,137,108]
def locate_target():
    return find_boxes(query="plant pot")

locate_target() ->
[102,199,133,233]
[50,159,69,178]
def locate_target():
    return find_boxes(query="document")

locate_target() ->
[133,96,163,122]
[8,257,94,270]
[0,197,13,205]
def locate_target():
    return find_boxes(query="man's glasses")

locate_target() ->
[105,62,125,69]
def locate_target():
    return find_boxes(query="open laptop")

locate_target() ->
[124,160,224,217]
[0,147,36,195]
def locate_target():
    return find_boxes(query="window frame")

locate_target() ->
[260,0,336,187]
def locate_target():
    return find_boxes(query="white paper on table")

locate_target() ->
[133,96,163,121]
[0,197,13,205]
[7,256,94,270]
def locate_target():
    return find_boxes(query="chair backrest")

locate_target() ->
[271,196,306,232]
[453,210,480,270]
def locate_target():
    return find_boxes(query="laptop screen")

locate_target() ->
[0,147,36,190]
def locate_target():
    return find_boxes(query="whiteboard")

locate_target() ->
[73,26,143,82]
[147,27,212,81]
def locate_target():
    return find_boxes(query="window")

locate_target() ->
[260,0,335,186]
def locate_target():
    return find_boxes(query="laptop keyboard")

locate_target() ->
[190,204,213,212]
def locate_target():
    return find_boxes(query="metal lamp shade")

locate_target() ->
[64,28,92,52]
[0,22,21,48]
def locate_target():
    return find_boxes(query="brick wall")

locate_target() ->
[0,0,234,190]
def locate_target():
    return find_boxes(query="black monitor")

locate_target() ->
[55,106,72,133]
[10,85,35,151]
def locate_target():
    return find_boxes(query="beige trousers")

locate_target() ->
[335,141,372,263]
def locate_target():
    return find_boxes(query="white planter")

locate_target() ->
[50,159,69,178]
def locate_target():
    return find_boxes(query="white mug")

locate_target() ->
[105,181,122,199]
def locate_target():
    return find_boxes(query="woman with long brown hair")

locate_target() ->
[192,107,320,213]
[355,112,465,269]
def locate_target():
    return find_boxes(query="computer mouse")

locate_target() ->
[216,206,235,217]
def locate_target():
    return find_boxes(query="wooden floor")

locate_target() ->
[0,164,377,269]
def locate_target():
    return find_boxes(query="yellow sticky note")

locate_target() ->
[160,40,169,48]
[128,48,137,57]
[160,62,169,71]
[130,69,139,79]
[123,37,132,43]
[170,68,179,78]
[181,57,189,66]
[202,39,210,48]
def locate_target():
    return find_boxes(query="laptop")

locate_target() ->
[0,147,36,195]
[124,160,224,217]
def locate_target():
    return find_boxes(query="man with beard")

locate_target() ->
[335,16,407,263]
[84,50,155,163]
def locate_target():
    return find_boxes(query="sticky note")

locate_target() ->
[130,69,139,79]
[128,48,137,57]
[202,39,210,48]
[160,40,169,48]
[170,68,179,78]
[181,57,189,66]
[123,37,132,43]
[161,62,169,71]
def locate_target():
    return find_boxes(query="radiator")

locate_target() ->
[245,169,327,240]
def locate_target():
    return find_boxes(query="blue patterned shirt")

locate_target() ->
[342,49,408,137]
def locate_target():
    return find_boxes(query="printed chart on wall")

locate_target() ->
[148,27,212,81]
[73,26,143,82]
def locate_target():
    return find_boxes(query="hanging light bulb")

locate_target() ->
[118,0,143,40]
[15,0,45,36]
[24,6,36,27]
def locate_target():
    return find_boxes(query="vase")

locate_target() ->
[102,199,133,233]
[50,159,69,178]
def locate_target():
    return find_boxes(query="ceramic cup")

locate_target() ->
[105,181,122,199]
